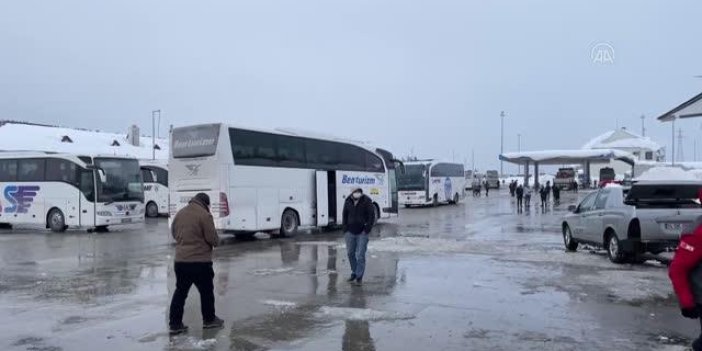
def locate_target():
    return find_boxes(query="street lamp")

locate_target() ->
[152,110,161,160]
[517,133,522,175]
[500,111,505,176]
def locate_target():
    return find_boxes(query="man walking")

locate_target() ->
[169,193,224,335]
[343,187,376,286]
[515,184,524,212]
[484,181,489,197]
[552,184,561,206]
[524,185,532,208]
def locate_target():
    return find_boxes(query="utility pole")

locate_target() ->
[500,111,505,176]
[672,117,676,166]
[517,133,522,175]
[152,110,161,160]
[640,115,646,137]
[471,149,475,172]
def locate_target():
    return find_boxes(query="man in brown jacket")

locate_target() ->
[169,193,223,334]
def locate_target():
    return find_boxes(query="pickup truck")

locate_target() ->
[561,181,702,263]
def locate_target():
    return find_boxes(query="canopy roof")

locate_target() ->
[658,91,702,122]
[499,149,635,166]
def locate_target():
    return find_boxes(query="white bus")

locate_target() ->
[168,123,401,237]
[140,161,169,218]
[398,160,466,207]
[0,152,145,232]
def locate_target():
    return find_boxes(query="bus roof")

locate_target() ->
[403,160,463,166]
[0,151,137,159]
[174,123,388,157]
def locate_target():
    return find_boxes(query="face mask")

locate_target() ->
[352,192,362,199]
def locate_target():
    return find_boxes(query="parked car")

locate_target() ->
[561,181,702,264]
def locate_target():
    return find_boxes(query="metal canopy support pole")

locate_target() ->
[585,161,591,189]
[534,162,540,191]
[672,117,676,166]
[524,161,530,186]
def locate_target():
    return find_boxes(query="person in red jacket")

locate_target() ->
[669,211,702,351]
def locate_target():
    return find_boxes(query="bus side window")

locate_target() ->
[80,170,95,202]
[141,168,154,183]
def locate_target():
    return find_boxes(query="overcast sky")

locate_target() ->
[1,0,701,171]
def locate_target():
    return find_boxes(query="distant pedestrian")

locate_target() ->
[669,215,702,351]
[484,181,489,197]
[516,184,524,211]
[169,193,224,335]
[540,185,548,209]
[573,181,579,193]
[509,181,516,197]
[552,185,561,205]
[545,181,552,202]
[343,187,375,286]
[524,186,532,208]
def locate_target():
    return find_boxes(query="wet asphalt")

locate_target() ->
[0,190,698,351]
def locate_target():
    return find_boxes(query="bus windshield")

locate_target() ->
[95,158,144,203]
[398,164,427,191]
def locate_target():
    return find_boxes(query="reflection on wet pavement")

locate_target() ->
[0,193,696,351]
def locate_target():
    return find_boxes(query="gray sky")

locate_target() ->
[1,0,701,171]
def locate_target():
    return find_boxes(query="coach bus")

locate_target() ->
[398,160,466,207]
[140,161,169,217]
[0,152,144,232]
[168,123,401,238]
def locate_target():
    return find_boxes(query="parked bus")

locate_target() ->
[485,170,500,189]
[398,160,466,207]
[168,123,401,237]
[464,170,474,190]
[0,152,144,232]
[140,161,169,218]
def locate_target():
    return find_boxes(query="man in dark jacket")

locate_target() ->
[342,187,375,286]
[552,184,561,205]
[515,184,524,212]
[669,214,702,351]
[169,193,224,335]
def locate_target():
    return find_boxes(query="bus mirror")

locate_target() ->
[151,171,158,183]
[98,169,107,184]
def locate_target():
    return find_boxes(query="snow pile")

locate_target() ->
[636,167,698,182]
[261,300,297,308]
[0,122,169,160]
[316,306,415,321]
[583,129,662,151]
[170,337,217,350]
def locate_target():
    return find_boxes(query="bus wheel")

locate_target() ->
[95,226,109,233]
[48,209,67,233]
[432,195,439,207]
[280,209,299,237]
[0,223,12,230]
[146,202,159,218]
[453,193,460,205]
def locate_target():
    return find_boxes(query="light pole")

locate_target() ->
[500,111,505,176]
[517,133,522,175]
[640,114,646,137]
[152,110,161,160]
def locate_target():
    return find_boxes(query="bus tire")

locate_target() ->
[47,209,67,233]
[0,223,12,230]
[453,193,460,205]
[432,194,439,207]
[146,201,159,218]
[279,209,299,237]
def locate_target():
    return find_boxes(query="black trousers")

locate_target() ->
[169,262,216,326]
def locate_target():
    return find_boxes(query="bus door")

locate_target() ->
[315,170,338,226]
[79,169,96,226]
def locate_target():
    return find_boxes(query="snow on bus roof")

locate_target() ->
[0,122,168,160]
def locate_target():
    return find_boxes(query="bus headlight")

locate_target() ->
[97,211,112,217]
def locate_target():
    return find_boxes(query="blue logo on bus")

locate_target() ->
[3,185,40,213]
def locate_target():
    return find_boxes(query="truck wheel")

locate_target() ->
[373,204,380,225]
[279,209,299,237]
[146,202,159,218]
[48,209,67,233]
[563,225,578,251]
[606,232,626,264]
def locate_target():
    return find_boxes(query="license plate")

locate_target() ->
[121,218,132,224]
[664,223,683,233]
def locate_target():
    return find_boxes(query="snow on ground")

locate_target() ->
[261,300,298,308]
[249,268,295,276]
[316,307,415,321]
[168,336,217,350]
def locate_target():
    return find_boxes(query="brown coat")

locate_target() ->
[171,199,219,262]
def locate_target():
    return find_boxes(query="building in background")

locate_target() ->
[582,127,664,178]
[0,121,168,160]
